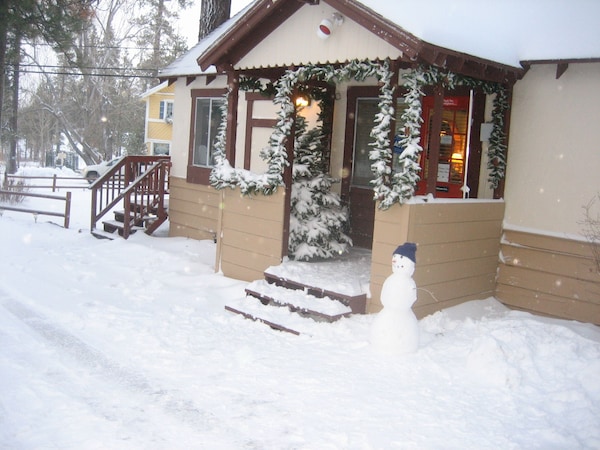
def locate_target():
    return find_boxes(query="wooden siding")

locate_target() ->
[219,187,285,282]
[497,230,600,324]
[168,177,221,242]
[370,200,505,318]
[147,121,173,141]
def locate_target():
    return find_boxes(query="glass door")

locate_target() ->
[417,96,470,198]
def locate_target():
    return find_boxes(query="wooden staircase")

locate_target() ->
[90,156,170,239]
[225,272,368,335]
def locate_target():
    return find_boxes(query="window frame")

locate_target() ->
[159,100,174,120]
[152,141,170,155]
[187,88,227,184]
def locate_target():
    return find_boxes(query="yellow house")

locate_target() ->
[141,81,175,155]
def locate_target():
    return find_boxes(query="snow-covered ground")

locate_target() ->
[1,167,599,449]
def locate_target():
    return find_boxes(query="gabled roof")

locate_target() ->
[158,2,254,79]
[166,0,600,84]
[140,81,170,99]
[196,0,525,83]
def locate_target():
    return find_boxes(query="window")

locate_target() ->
[153,142,170,155]
[187,88,227,185]
[192,97,225,167]
[159,100,174,120]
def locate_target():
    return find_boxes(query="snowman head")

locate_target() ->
[392,242,417,276]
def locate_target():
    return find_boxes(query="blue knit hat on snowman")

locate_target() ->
[393,242,417,264]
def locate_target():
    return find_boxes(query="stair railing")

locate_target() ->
[90,155,170,238]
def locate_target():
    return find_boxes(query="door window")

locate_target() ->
[352,98,379,187]
[418,96,470,197]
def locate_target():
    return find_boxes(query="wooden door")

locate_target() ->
[342,87,379,248]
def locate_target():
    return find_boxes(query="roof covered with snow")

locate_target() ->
[157,2,254,78]
[162,0,600,78]
[360,0,600,67]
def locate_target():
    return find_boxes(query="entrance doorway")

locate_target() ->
[342,87,379,248]
[416,95,471,197]
[342,87,484,248]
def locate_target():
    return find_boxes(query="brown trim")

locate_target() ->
[466,88,485,197]
[226,71,239,166]
[186,87,228,185]
[281,109,296,258]
[425,84,445,195]
[197,0,523,84]
[197,0,303,72]
[325,0,422,60]
[341,85,380,203]
[186,76,196,86]
[244,92,277,170]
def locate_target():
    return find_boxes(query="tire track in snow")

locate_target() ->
[0,294,240,444]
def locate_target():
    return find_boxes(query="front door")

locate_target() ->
[416,95,471,197]
[342,87,379,248]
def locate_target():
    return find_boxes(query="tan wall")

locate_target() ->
[370,200,505,318]
[219,187,285,282]
[497,229,600,324]
[505,63,600,235]
[168,176,221,242]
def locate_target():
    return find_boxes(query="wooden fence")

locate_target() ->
[4,174,89,192]
[0,190,72,228]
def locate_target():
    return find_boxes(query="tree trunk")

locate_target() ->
[198,0,232,41]
[8,31,21,174]
[0,0,8,146]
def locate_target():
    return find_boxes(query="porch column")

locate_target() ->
[425,84,445,195]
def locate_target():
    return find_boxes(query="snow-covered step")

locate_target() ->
[245,279,352,322]
[225,297,317,335]
[263,272,367,314]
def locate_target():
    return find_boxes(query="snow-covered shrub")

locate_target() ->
[0,177,27,204]
[581,193,600,273]
[289,115,352,261]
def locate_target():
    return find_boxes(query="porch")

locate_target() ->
[202,185,504,317]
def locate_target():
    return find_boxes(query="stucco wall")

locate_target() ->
[504,63,600,236]
[236,3,402,70]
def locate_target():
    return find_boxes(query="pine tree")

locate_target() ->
[289,115,352,261]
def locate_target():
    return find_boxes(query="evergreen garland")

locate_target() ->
[210,61,509,205]
[483,84,509,189]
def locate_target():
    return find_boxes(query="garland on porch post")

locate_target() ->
[209,62,509,207]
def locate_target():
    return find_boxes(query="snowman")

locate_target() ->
[370,242,419,354]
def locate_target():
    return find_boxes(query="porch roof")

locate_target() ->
[196,0,525,84]
[190,0,600,84]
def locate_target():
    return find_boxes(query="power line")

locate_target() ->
[15,63,159,73]
[23,41,158,51]
[15,69,157,79]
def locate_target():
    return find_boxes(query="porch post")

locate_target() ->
[426,84,445,195]
[281,105,296,258]
[226,69,239,165]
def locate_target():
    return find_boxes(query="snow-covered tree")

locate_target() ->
[289,114,352,261]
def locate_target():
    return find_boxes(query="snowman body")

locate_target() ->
[370,252,419,354]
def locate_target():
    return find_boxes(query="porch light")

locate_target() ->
[317,12,344,39]
[451,152,463,160]
[295,95,310,108]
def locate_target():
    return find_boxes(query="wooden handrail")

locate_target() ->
[90,156,170,238]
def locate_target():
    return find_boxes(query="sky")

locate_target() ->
[1,165,599,448]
